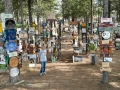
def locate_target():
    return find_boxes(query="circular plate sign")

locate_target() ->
[6,41,17,52]
[10,67,19,77]
[9,57,19,68]
[102,31,110,39]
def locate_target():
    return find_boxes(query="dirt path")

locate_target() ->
[0,33,120,90]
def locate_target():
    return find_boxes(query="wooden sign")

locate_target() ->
[22,60,29,71]
[100,67,111,72]
[82,23,86,28]
[69,22,78,25]
[90,50,95,54]
[9,57,19,68]
[102,62,110,68]
[101,40,109,44]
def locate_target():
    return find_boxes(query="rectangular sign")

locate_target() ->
[104,57,112,62]
[100,67,111,72]
[102,62,110,68]
[102,40,109,44]
[101,18,112,23]
[8,51,18,57]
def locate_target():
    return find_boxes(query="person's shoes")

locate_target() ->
[40,73,42,76]
[43,72,46,74]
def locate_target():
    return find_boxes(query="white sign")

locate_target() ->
[101,18,112,23]
[1,13,13,29]
[0,54,5,64]
[102,31,110,39]
[104,57,112,62]
[47,13,56,20]
[8,51,18,57]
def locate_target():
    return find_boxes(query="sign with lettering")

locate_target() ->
[8,51,18,57]
[104,57,112,62]
[101,18,112,23]
[19,30,28,39]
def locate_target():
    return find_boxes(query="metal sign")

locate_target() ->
[101,18,112,23]
[104,57,112,62]
[10,67,19,77]
[22,53,28,61]
[102,31,110,39]
[6,41,17,52]
[8,51,18,57]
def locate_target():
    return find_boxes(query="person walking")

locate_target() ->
[39,44,47,76]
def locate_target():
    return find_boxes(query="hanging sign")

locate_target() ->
[6,41,17,52]
[102,31,110,39]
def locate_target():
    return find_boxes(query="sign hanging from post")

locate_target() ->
[101,18,112,23]
[47,12,56,20]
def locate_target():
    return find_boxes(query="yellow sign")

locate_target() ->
[82,23,86,28]
[69,21,78,25]
[0,22,3,33]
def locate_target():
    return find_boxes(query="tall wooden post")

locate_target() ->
[102,0,109,83]
[91,0,93,35]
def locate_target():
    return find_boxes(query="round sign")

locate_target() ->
[10,67,19,77]
[6,41,17,52]
[102,31,110,39]
[9,57,19,68]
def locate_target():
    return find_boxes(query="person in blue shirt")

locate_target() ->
[39,44,47,76]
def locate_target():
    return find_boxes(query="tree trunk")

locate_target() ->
[37,15,39,25]
[108,0,110,18]
[102,0,109,83]
[4,0,13,14]
[28,0,32,26]
[4,0,19,83]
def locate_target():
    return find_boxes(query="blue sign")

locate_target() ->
[4,29,17,41]
[6,41,17,52]
[42,22,47,27]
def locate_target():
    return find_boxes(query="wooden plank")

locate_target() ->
[102,62,110,68]
[100,67,111,72]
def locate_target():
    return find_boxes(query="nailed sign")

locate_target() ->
[101,18,112,23]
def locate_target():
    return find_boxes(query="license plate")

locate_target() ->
[8,51,18,57]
